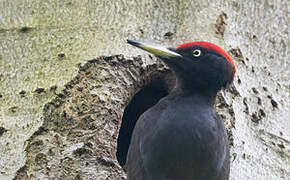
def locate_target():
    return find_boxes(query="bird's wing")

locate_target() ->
[125,107,156,180]
[126,98,170,180]
[127,99,229,180]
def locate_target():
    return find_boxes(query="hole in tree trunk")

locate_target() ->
[116,71,175,168]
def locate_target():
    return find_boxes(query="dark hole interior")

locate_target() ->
[116,79,170,168]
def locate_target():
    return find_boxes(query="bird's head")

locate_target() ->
[127,39,236,93]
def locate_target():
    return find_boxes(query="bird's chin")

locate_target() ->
[159,57,177,67]
[160,57,187,76]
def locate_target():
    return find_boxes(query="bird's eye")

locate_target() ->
[193,49,202,57]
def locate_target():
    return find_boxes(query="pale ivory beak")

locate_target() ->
[127,39,181,58]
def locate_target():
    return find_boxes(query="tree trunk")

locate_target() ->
[0,0,289,179]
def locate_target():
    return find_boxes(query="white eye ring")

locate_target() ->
[193,49,202,57]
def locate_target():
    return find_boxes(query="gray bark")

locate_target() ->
[0,0,289,179]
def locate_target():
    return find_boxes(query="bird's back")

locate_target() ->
[126,94,230,180]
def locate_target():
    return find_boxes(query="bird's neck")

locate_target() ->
[170,77,219,106]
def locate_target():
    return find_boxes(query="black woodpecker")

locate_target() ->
[126,39,236,180]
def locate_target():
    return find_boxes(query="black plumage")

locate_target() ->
[125,40,235,180]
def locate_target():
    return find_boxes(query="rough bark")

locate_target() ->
[0,0,289,179]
